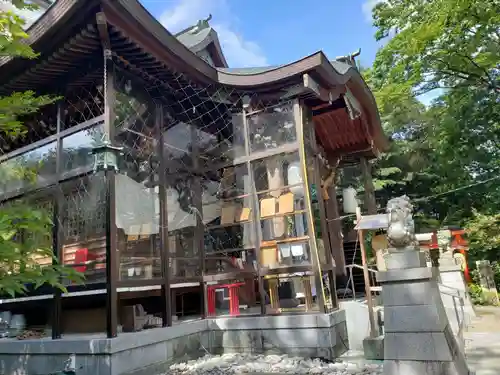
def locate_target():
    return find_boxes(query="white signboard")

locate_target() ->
[354,214,389,230]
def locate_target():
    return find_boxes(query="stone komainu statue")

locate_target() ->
[386,195,418,248]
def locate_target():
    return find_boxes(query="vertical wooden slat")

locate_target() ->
[157,105,172,326]
[97,11,118,338]
[360,157,377,215]
[242,107,266,315]
[307,106,338,311]
[52,103,64,339]
[325,183,346,276]
[190,126,207,317]
[294,100,325,313]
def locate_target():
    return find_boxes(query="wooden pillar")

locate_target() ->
[360,156,384,271]
[242,106,266,315]
[268,278,280,310]
[190,126,207,318]
[294,100,325,313]
[302,277,313,311]
[310,137,338,309]
[157,105,172,327]
[325,183,346,275]
[51,103,64,339]
[360,157,377,214]
[97,12,118,338]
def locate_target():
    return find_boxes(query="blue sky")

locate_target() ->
[142,0,383,69]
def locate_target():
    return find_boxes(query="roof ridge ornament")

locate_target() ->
[175,14,213,36]
[335,48,361,67]
[190,14,212,34]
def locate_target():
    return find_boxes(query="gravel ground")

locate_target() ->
[168,353,383,375]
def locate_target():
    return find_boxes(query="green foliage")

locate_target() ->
[468,283,500,306]
[0,201,83,296]
[468,268,500,306]
[466,212,500,264]
[372,0,500,96]
[468,283,485,305]
[0,1,83,296]
[364,0,500,246]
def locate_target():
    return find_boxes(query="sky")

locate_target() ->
[142,0,384,69]
[7,0,439,105]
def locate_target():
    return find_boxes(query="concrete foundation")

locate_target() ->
[363,335,384,360]
[0,310,348,375]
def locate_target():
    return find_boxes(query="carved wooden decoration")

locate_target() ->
[321,156,340,200]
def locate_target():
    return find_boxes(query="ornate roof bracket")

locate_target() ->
[303,73,334,102]
[96,12,112,52]
[343,88,362,120]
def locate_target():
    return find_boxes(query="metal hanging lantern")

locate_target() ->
[91,141,123,172]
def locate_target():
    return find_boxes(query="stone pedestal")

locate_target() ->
[439,265,476,334]
[379,247,472,375]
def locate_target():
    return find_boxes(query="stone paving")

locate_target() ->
[465,306,500,375]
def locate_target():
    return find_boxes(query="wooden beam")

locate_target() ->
[51,103,64,340]
[157,105,173,327]
[96,11,118,339]
[295,100,326,313]
[360,157,377,214]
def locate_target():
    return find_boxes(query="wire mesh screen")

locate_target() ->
[106,52,324,314]
[0,42,327,315]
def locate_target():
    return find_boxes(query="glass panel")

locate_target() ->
[61,173,107,284]
[201,167,252,228]
[203,164,251,200]
[163,122,195,172]
[112,73,159,281]
[322,272,337,312]
[197,113,245,168]
[252,151,302,193]
[116,173,160,281]
[247,101,296,153]
[259,210,309,241]
[61,124,105,176]
[263,274,319,314]
[205,248,257,276]
[205,219,255,253]
[0,141,57,197]
[206,277,259,317]
[113,74,155,133]
[170,258,201,279]
[201,168,257,277]
[166,174,198,258]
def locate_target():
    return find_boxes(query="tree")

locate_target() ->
[367,0,500,262]
[466,211,500,264]
[372,0,500,96]
[0,1,82,296]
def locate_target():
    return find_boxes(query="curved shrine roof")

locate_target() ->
[0,0,388,156]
